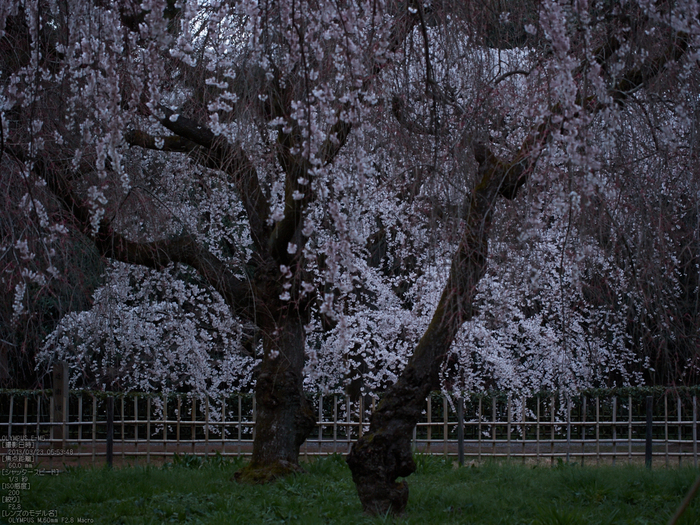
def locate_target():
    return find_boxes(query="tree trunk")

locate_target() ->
[347,145,525,515]
[234,314,316,483]
[346,255,488,514]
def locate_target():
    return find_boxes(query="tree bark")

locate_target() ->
[346,144,530,515]
[234,313,316,483]
[346,20,690,513]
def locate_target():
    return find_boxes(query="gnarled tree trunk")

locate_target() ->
[235,308,316,483]
[347,143,532,515]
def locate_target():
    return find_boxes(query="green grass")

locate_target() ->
[4,455,699,524]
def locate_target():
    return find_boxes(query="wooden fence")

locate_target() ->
[1,390,698,468]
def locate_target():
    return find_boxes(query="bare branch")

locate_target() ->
[491,69,530,86]
[131,109,272,254]
[125,130,198,153]
[34,154,257,321]
[391,96,445,136]
[611,32,689,105]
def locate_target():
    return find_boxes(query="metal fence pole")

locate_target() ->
[645,395,653,469]
[566,398,571,464]
[457,396,464,467]
[612,396,617,466]
[106,396,114,468]
[693,396,697,468]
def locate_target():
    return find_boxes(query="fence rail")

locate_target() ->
[1,390,698,469]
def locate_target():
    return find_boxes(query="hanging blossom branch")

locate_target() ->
[346,4,696,515]
[1,145,259,322]
[265,3,422,265]
[127,108,272,255]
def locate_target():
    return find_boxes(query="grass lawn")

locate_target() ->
[3,454,699,524]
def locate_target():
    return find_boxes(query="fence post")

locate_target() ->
[333,395,338,454]
[222,396,226,457]
[106,395,114,468]
[645,395,653,469]
[678,396,682,467]
[444,396,449,457]
[478,396,482,463]
[581,396,586,466]
[550,396,555,465]
[317,394,323,450]
[237,395,241,456]
[664,394,669,468]
[163,393,168,457]
[359,395,364,439]
[535,396,540,463]
[628,395,632,464]
[121,397,125,463]
[507,396,512,460]
[566,398,571,464]
[612,396,617,466]
[51,362,69,447]
[521,396,526,463]
[693,396,697,468]
[134,396,139,458]
[457,396,464,467]
[427,396,432,455]
[491,397,496,457]
[91,394,97,466]
[595,396,600,466]
[205,396,210,459]
[147,396,151,464]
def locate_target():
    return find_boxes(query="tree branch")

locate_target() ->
[391,96,445,136]
[266,4,420,264]
[611,32,689,104]
[125,130,198,153]
[140,109,272,254]
[34,154,257,322]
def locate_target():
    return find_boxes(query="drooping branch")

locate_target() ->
[266,4,421,264]
[32,154,257,322]
[129,109,272,255]
[610,32,689,104]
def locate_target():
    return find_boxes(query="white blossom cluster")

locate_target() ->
[37,262,254,396]
[3,0,699,396]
